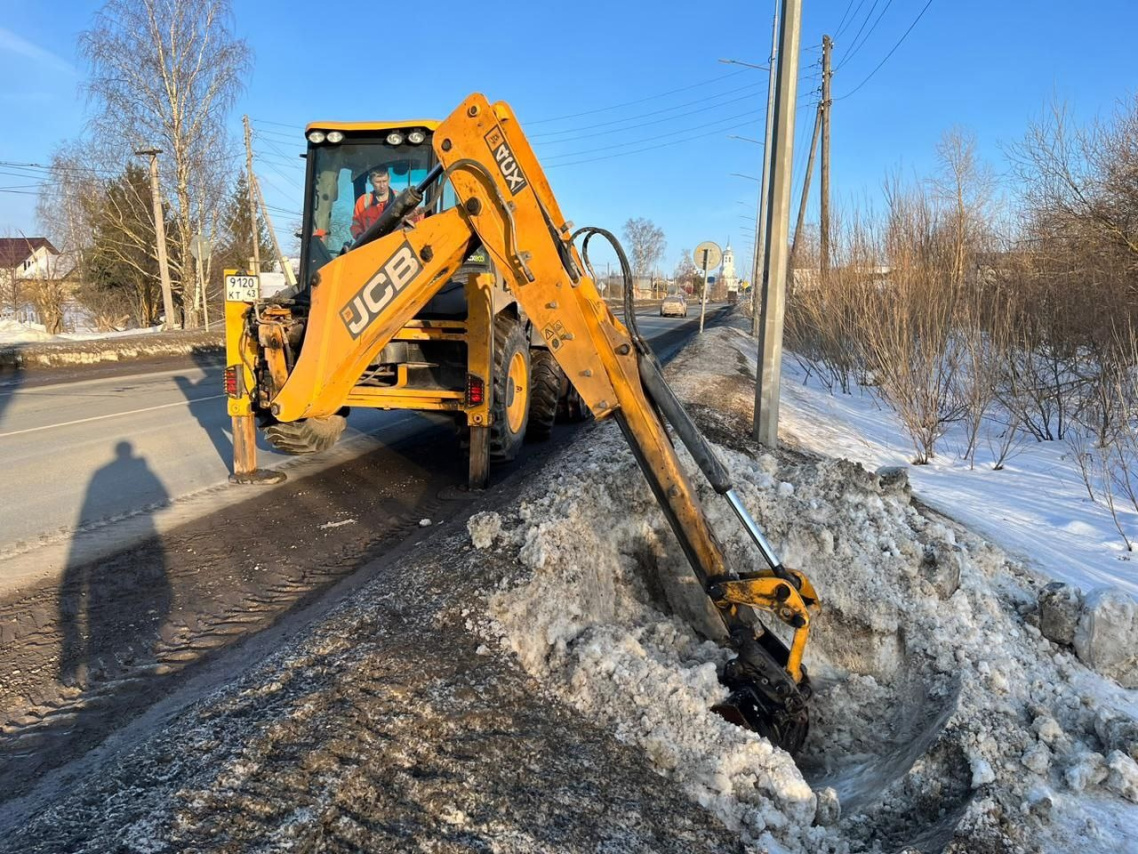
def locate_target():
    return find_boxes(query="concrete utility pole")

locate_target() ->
[790,101,823,267]
[750,3,781,338]
[134,148,178,330]
[820,34,833,275]
[753,0,803,447]
[243,115,262,273]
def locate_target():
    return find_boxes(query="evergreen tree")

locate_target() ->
[215,171,274,276]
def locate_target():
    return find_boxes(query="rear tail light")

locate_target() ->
[466,373,485,407]
[224,365,240,397]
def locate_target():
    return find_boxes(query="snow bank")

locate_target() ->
[469,325,1138,853]
[0,318,53,343]
[0,328,222,369]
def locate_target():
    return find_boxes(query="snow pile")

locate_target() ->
[0,319,166,344]
[470,326,1138,853]
[0,318,54,343]
[1074,588,1138,688]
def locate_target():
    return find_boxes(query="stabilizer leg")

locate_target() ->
[229,414,287,485]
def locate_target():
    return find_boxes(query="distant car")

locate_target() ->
[660,295,688,317]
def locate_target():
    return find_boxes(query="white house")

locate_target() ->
[0,237,59,284]
[0,237,73,326]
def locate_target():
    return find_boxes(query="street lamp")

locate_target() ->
[731,172,760,182]
[729,134,765,145]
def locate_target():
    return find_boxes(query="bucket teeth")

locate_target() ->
[712,681,810,755]
[712,627,811,754]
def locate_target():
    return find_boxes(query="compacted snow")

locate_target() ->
[469,326,1138,852]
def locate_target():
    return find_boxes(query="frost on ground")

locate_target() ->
[470,326,1138,853]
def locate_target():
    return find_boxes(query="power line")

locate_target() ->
[252,124,305,143]
[527,69,748,125]
[532,81,765,140]
[545,117,761,169]
[543,108,763,162]
[841,0,881,60]
[835,0,936,100]
[835,0,869,39]
[255,135,305,190]
[833,0,860,36]
[835,0,896,71]
[251,117,304,131]
[535,88,766,147]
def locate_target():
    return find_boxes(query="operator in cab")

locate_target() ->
[350,165,395,239]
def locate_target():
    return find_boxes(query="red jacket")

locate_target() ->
[350,191,395,238]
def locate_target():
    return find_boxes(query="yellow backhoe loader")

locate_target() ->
[223,94,820,753]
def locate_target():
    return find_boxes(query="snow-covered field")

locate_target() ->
[766,336,1138,598]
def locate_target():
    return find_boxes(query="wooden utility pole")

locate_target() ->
[134,148,178,329]
[253,174,297,287]
[789,101,822,267]
[820,34,833,275]
[243,115,261,273]
[751,3,780,338]
[753,0,803,446]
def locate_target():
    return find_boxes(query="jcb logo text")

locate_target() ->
[340,242,421,339]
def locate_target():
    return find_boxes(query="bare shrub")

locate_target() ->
[857,177,966,464]
[986,411,1028,471]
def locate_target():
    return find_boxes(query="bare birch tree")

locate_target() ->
[622,218,667,279]
[79,0,250,328]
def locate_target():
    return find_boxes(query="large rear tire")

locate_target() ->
[262,412,348,455]
[526,349,562,442]
[489,316,530,462]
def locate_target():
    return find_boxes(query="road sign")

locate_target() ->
[694,241,722,334]
[189,234,212,261]
[693,241,722,272]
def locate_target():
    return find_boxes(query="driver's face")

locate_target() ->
[371,172,390,195]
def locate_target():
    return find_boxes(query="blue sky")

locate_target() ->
[2,0,1136,276]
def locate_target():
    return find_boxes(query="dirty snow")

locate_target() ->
[4,320,1137,852]
[466,326,1138,852]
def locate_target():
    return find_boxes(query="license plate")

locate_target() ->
[225,274,259,302]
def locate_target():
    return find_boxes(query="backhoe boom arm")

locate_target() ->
[253,93,818,753]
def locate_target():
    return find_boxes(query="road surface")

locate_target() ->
[0,307,720,563]
[0,303,730,811]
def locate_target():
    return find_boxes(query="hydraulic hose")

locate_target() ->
[570,226,792,580]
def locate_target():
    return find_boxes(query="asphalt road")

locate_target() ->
[0,307,717,557]
[0,301,730,812]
